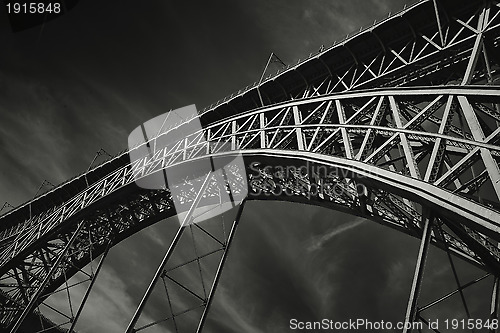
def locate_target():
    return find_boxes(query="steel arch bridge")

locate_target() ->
[2,0,500,331]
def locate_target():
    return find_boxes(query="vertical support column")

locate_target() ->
[292,106,305,151]
[357,96,385,160]
[10,222,86,333]
[462,5,488,85]
[432,0,444,47]
[125,172,213,333]
[68,241,112,332]
[126,226,186,333]
[335,100,353,159]
[424,95,454,182]
[231,120,237,150]
[196,200,246,333]
[259,113,266,149]
[491,278,500,333]
[206,129,211,155]
[403,211,433,333]
[183,137,188,161]
[389,96,420,179]
[482,41,494,84]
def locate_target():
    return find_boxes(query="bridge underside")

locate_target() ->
[1,150,499,331]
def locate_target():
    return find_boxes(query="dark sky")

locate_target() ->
[0,0,493,332]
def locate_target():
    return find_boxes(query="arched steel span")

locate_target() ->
[1,0,500,331]
[1,85,500,332]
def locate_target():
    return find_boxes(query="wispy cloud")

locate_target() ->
[208,286,265,333]
[43,266,158,333]
[307,218,365,252]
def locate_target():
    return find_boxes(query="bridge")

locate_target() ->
[1,0,500,331]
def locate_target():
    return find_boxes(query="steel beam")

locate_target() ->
[125,172,212,333]
[125,226,186,333]
[462,8,486,85]
[389,96,420,179]
[458,96,500,201]
[68,241,111,332]
[403,211,434,333]
[491,277,500,333]
[292,106,305,151]
[432,0,445,46]
[10,222,85,333]
[424,96,454,182]
[196,200,246,333]
[335,100,354,159]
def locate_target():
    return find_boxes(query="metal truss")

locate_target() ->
[200,0,500,112]
[1,0,500,332]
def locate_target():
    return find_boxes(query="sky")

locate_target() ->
[0,0,495,332]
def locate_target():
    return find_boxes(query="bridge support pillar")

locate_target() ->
[10,222,86,333]
[403,210,433,333]
[68,240,112,332]
[196,200,246,333]
[491,277,500,333]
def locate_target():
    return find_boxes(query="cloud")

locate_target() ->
[307,218,365,252]
[205,286,265,333]
[73,268,158,333]
[41,264,158,333]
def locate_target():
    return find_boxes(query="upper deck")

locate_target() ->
[0,0,497,234]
